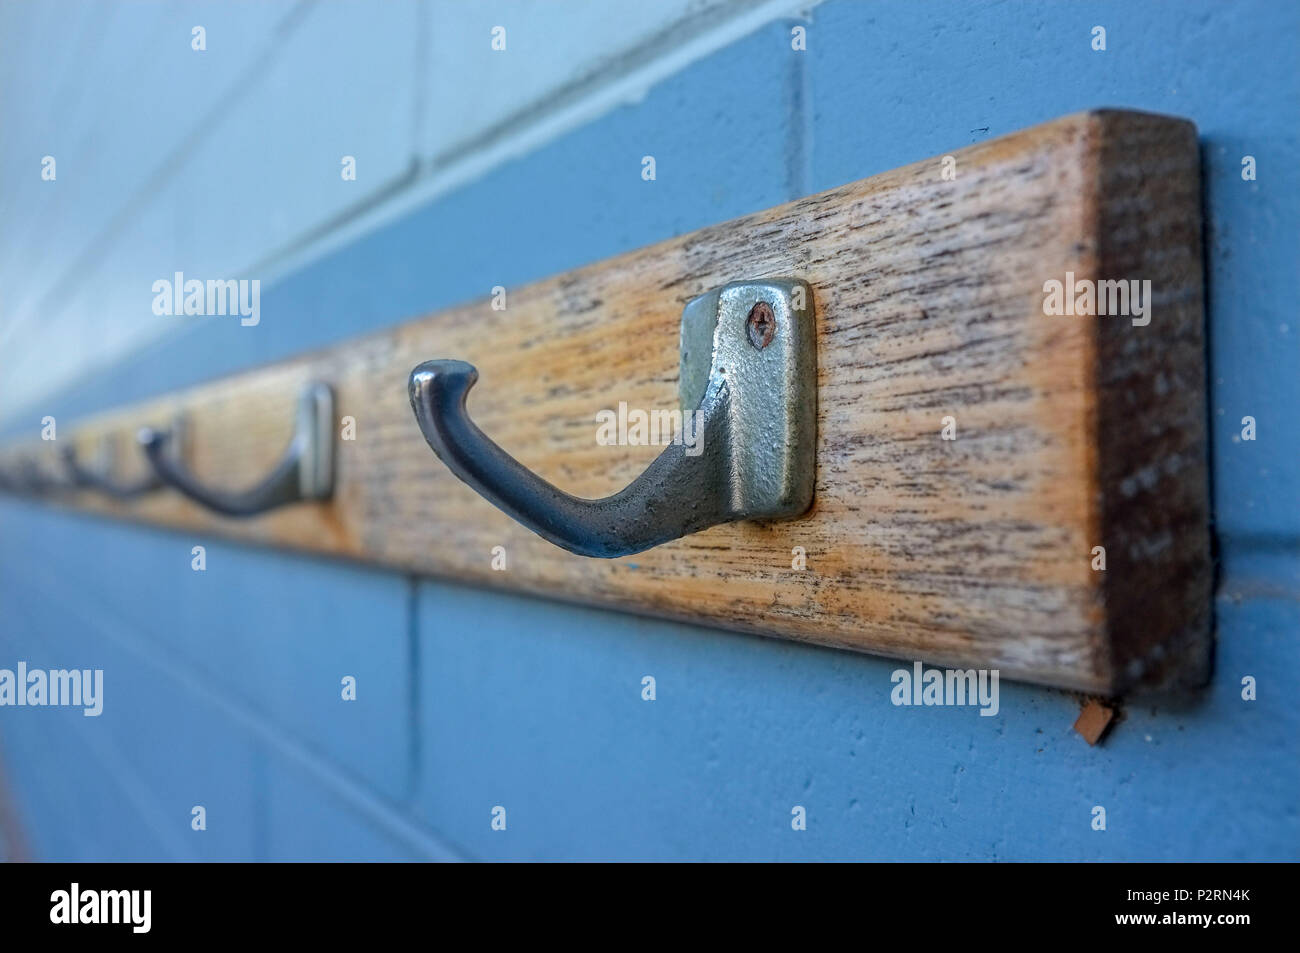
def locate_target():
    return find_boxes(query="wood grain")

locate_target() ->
[0,110,1211,694]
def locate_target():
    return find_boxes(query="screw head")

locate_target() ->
[746,301,776,349]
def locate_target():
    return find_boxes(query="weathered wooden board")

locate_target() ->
[0,110,1211,693]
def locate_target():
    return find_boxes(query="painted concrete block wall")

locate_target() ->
[1,0,1296,860]
[0,0,798,427]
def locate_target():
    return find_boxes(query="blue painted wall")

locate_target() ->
[1,0,1296,860]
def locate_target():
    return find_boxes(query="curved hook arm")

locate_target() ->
[409,360,735,558]
[3,459,68,497]
[139,382,335,518]
[62,445,161,500]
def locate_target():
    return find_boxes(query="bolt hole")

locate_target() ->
[746,301,777,349]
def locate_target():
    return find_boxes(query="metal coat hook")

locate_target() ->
[408,279,817,557]
[0,462,28,494]
[62,423,183,501]
[0,459,50,496]
[4,457,72,497]
[139,382,335,518]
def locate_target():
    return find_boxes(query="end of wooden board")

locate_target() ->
[1082,109,1212,693]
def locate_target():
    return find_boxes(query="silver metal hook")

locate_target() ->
[139,382,335,518]
[408,279,817,558]
[4,460,43,496]
[63,445,159,499]
[62,424,180,501]
[1,457,72,497]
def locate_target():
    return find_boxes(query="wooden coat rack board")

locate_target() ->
[0,110,1211,695]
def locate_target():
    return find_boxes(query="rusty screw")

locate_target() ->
[746,301,776,349]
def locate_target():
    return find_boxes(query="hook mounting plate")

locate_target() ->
[679,279,817,519]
